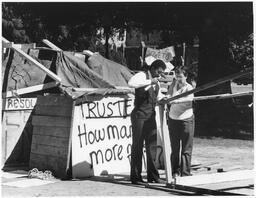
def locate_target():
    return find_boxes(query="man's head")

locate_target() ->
[150,59,166,78]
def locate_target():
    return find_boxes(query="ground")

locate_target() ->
[1,136,254,196]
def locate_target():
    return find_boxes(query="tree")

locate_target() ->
[195,3,253,136]
[2,2,253,136]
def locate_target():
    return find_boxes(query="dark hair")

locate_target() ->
[150,59,166,70]
[174,66,189,77]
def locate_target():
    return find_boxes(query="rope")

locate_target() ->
[28,168,55,180]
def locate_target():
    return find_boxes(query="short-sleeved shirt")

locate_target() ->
[168,81,194,120]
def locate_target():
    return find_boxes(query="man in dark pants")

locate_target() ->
[128,59,166,184]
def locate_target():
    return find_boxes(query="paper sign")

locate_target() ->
[3,98,37,110]
[146,46,175,62]
[72,96,147,177]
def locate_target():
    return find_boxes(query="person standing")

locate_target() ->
[128,59,166,184]
[166,66,195,178]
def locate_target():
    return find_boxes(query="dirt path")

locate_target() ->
[2,137,254,196]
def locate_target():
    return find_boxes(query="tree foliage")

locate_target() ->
[2,2,253,71]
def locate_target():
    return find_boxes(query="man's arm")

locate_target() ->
[128,72,152,89]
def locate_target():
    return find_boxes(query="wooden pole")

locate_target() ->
[42,39,62,51]
[2,82,59,98]
[2,37,62,83]
[141,41,146,67]
[161,69,252,104]
[167,91,253,104]
[182,42,186,66]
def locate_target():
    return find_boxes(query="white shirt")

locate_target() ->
[128,71,165,101]
[167,81,194,120]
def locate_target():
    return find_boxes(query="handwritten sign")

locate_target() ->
[72,96,148,177]
[3,98,37,110]
[146,46,175,62]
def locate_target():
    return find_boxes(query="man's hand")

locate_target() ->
[158,96,169,105]
[151,77,159,85]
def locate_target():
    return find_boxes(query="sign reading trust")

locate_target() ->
[72,96,135,177]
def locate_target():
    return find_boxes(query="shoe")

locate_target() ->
[172,173,180,179]
[181,173,193,177]
[148,178,165,184]
[131,179,147,185]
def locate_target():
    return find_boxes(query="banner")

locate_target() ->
[72,96,148,177]
[3,98,37,110]
[146,46,175,62]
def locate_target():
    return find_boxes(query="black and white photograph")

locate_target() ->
[1,1,254,196]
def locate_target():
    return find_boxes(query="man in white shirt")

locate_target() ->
[128,59,166,184]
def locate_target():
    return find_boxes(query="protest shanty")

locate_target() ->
[1,2,254,196]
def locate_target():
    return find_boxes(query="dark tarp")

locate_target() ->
[2,46,133,99]
[57,52,115,88]
[87,53,133,87]
[56,51,133,98]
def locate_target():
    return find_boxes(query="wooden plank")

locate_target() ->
[42,39,62,51]
[191,162,220,170]
[166,184,245,196]
[82,50,94,56]
[36,95,73,106]
[32,115,71,127]
[72,87,134,92]
[33,126,70,138]
[2,82,59,98]
[194,91,253,101]
[2,37,61,83]
[194,179,254,195]
[162,69,253,104]
[158,105,173,184]
[174,170,254,186]
[2,42,36,49]
[31,143,68,157]
[35,105,73,117]
[65,101,76,178]
[29,153,67,178]
[165,91,253,104]
[32,134,69,148]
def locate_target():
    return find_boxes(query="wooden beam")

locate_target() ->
[42,39,62,51]
[158,105,173,184]
[2,42,36,49]
[72,87,134,95]
[2,37,61,83]
[174,169,254,186]
[194,91,253,101]
[82,50,94,56]
[162,69,253,104]
[66,101,76,179]
[168,91,253,104]
[2,81,59,98]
